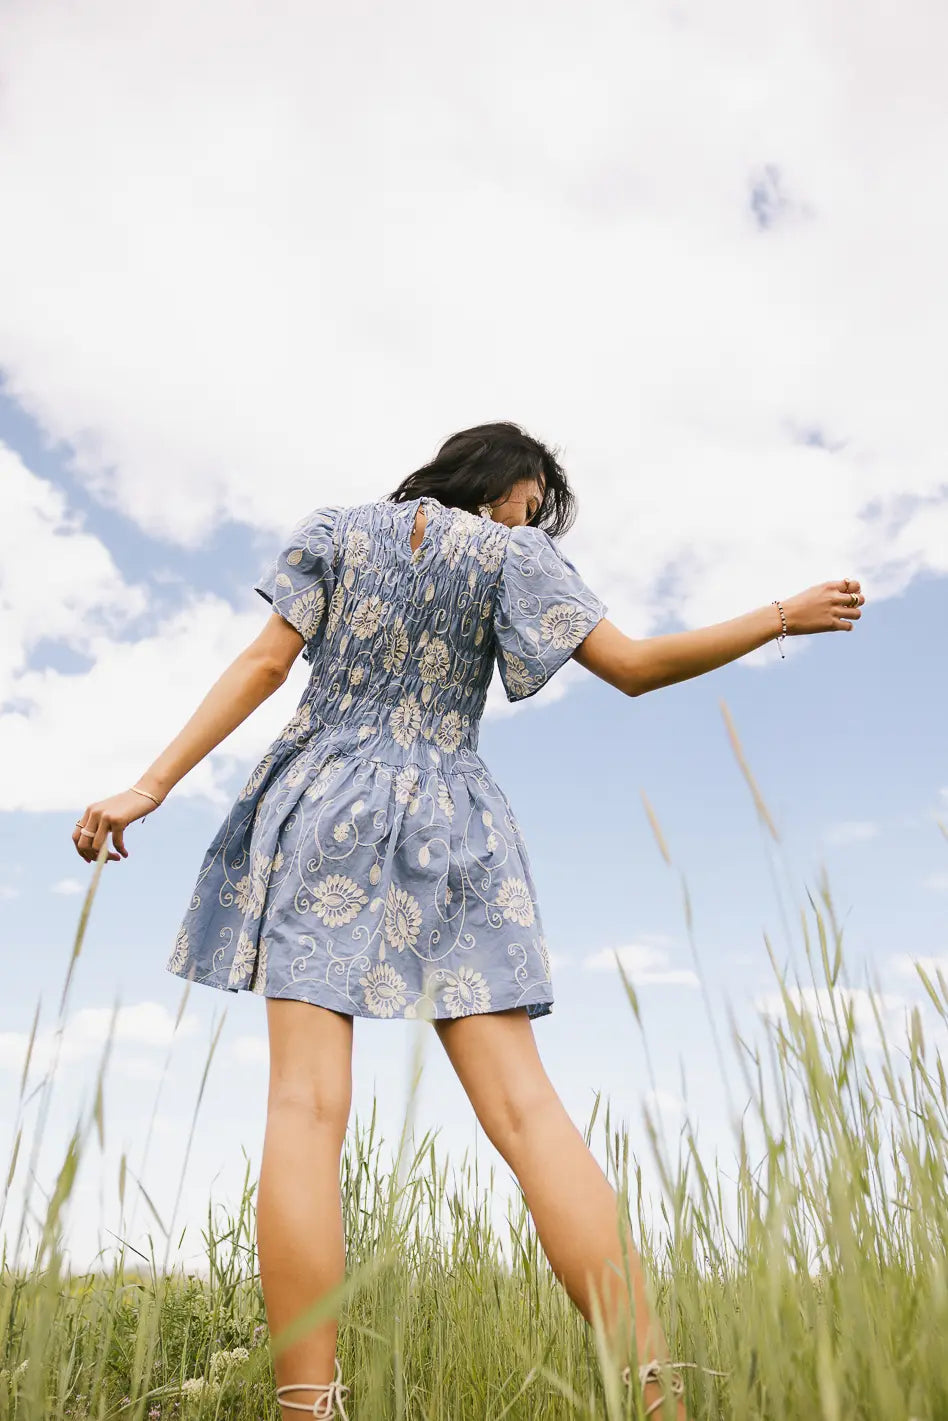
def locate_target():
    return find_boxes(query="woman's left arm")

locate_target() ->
[72,613,307,864]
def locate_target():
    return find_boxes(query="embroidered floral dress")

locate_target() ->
[165,495,608,1021]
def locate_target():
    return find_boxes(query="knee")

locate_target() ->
[267,1081,352,1140]
[481,1080,559,1153]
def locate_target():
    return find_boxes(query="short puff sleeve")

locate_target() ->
[253,504,342,665]
[491,524,608,702]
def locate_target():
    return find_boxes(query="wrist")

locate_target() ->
[132,777,167,805]
[771,599,788,657]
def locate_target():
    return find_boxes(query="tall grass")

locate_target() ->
[1,703,945,1418]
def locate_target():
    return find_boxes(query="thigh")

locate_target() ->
[432,1007,557,1149]
[264,999,354,1124]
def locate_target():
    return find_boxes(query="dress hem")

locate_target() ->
[164,962,553,1021]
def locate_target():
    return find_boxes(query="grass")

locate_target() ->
[2,702,946,1418]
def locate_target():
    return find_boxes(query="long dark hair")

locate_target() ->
[383,421,578,538]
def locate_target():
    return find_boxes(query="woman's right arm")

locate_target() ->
[572,581,865,697]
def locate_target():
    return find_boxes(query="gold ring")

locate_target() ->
[850,592,858,606]
[79,829,94,837]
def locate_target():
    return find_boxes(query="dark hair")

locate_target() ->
[383,421,578,537]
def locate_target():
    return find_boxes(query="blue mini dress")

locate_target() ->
[165,496,608,1021]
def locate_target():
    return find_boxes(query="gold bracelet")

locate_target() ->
[130,786,163,807]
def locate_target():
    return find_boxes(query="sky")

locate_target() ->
[0,0,946,1275]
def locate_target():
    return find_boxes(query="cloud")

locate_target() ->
[50,877,85,895]
[1,0,947,809]
[0,450,307,812]
[823,820,880,848]
[0,1001,199,1075]
[891,953,948,982]
[643,1087,688,1120]
[229,1035,269,1066]
[753,985,910,1054]
[922,873,948,894]
[584,941,699,987]
[0,445,147,696]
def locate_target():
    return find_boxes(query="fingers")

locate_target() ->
[91,815,122,862]
[73,809,123,863]
[830,581,865,633]
[73,813,98,861]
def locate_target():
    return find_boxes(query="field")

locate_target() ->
[3,732,946,1419]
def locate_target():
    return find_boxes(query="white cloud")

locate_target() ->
[754,985,910,1054]
[50,877,85,896]
[823,820,880,848]
[922,873,948,894]
[891,953,948,983]
[0,1001,199,1074]
[0,0,947,808]
[0,451,311,812]
[643,1088,688,1121]
[0,446,147,695]
[584,942,699,987]
[229,1034,268,1066]
[0,884,19,900]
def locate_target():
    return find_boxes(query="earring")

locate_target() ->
[478,503,493,520]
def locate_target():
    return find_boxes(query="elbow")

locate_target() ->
[622,665,651,698]
[249,652,292,686]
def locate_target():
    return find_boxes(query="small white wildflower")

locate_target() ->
[210,1346,249,1379]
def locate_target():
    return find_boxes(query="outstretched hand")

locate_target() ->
[73,789,161,863]
[782,579,865,636]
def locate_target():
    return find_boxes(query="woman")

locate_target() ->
[72,421,865,1419]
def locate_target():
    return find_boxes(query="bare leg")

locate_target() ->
[258,999,354,1412]
[433,1007,687,1419]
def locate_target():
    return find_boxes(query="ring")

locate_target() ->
[79,829,94,837]
[850,592,858,606]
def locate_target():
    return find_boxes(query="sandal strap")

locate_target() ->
[622,1356,731,1413]
[276,1357,351,1419]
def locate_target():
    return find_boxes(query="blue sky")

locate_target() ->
[1,0,947,1272]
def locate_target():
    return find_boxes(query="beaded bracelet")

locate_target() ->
[772,599,788,658]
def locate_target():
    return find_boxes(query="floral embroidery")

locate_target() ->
[228,929,258,987]
[434,710,464,753]
[168,925,189,974]
[418,636,451,683]
[361,962,408,1017]
[382,617,409,673]
[495,877,535,927]
[390,693,423,748]
[310,874,369,927]
[383,885,423,957]
[443,966,492,1017]
[351,595,386,640]
[234,848,276,919]
[540,602,595,649]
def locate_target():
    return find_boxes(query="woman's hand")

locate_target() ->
[782,579,865,636]
[72,789,161,863]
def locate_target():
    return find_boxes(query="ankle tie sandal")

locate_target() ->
[621,1357,730,1416]
[276,1356,351,1419]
